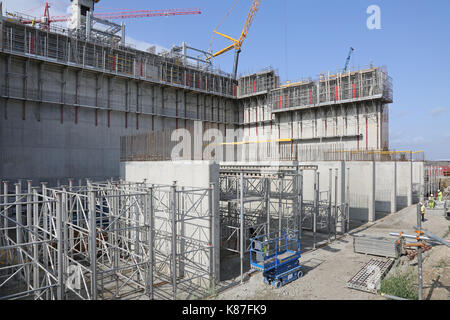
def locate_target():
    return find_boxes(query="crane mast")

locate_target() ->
[343,47,354,73]
[207,0,261,80]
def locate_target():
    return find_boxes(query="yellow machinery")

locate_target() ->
[207,0,261,80]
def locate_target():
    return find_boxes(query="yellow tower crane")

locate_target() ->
[207,0,261,80]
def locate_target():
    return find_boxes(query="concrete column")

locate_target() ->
[407,160,413,206]
[391,162,397,213]
[368,161,376,222]
[194,120,203,160]
[420,163,424,203]
[339,161,346,232]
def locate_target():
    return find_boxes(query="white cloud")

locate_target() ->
[390,129,427,149]
[443,132,450,140]
[430,106,448,117]
[393,110,408,118]
[411,136,425,144]
[126,35,169,54]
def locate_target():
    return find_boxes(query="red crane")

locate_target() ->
[18,2,201,26]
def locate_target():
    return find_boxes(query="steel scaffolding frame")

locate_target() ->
[238,68,279,98]
[0,179,215,300]
[218,163,349,283]
[270,67,393,112]
[0,17,236,99]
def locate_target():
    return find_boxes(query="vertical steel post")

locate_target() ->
[328,169,332,242]
[292,174,299,232]
[15,182,22,245]
[41,182,49,299]
[88,183,97,300]
[56,192,65,300]
[240,173,244,284]
[2,181,8,241]
[278,175,283,242]
[146,187,154,299]
[209,183,216,294]
[26,180,32,288]
[416,204,423,300]
[298,170,303,239]
[265,177,270,235]
[32,187,39,299]
[313,171,319,249]
[170,181,177,299]
[334,169,338,239]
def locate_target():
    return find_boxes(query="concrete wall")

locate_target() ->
[375,162,397,213]
[242,97,389,159]
[0,53,238,185]
[120,160,221,283]
[299,160,423,224]
[120,160,219,189]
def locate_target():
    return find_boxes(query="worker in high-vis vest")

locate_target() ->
[428,196,435,208]
[438,189,443,202]
[420,202,425,222]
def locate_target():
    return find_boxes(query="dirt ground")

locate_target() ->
[214,205,450,300]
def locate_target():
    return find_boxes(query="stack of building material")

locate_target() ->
[353,235,400,258]
[347,258,394,294]
[426,206,446,217]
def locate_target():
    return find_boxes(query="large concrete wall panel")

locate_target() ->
[120,160,220,283]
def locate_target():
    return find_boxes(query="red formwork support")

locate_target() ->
[30,35,34,54]
[309,90,313,104]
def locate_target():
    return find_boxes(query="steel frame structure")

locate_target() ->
[0,17,236,101]
[0,179,215,300]
[218,163,349,283]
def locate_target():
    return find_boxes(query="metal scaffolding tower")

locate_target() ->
[0,179,215,300]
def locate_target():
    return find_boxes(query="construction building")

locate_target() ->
[0,1,441,301]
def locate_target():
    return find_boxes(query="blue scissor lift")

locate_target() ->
[250,230,302,288]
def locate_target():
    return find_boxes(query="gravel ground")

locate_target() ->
[214,205,450,300]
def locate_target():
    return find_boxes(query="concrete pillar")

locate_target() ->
[121,22,125,46]
[407,160,413,206]
[419,163,424,203]
[194,120,203,160]
[391,162,397,213]
[368,161,376,222]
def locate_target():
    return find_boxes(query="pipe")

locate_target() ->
[380,293,408,301]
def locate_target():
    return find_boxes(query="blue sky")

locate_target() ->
[3,0,450,160]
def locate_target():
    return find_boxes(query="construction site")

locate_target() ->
[0,0,449,302]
